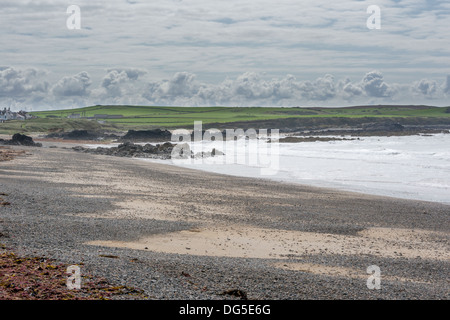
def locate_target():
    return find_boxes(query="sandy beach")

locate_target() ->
[0,142,449,299]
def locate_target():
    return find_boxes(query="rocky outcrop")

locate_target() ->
[73,142,175,159]
[120,129,172,142]
[72,142,225,160]
[46,130,119,141]
[361,122,404,132]
[0,134,42,147]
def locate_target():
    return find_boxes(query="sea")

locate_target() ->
[86,133,450,205]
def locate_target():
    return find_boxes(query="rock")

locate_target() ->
[219,289,248,300]
[45,130,119,141]
[72,141,223,161]
[121,129,172,142]
[362,122,404,132]
[72,146,87,152]
[142,144,157,153]
[171,143,192,159]
[211,148,224,156]
[157,142,174,153]
[63,130,96,140]
[12,133,40,146]
[73,142,175,160]
[0,133,42,147]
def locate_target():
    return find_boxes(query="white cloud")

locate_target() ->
[0,66,48,98]
[413,79,439,98]
[361,71,395,98]
[100,68,146,97]
[137,69,449,107]
[298,74,336,101]
[1,67,449,110]
[52,71,92,97]
[340,78,364,100]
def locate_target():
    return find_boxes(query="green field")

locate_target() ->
[0,105,449,134]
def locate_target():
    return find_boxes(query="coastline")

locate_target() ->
[0,143,449,299]
[137,132,450,205]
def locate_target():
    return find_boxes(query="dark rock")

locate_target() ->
[12,133,34,146]
[72,141,223,160]
[0,133,42,147]
[211,148,224,156]
[219,289,248,300]
[72,146,87,152]
[65,130,96,140]
[45,130,119,141]
[121,129,172,142]
[142,144,157,153]
[361,122,404,132]
[72,142,175,160]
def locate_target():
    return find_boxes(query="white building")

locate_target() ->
[0,108,32,121]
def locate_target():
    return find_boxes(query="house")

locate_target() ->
[68,113,81,119]
[18,110,34,120]
[0,108,33,121]
[0,108,13,120]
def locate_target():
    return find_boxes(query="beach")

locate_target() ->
[0,143,449,299]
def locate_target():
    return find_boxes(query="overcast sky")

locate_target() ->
[1,0,449,110]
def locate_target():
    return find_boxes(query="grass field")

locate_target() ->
[0,105,449,134]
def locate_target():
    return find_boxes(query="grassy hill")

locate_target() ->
[0,105,449,134]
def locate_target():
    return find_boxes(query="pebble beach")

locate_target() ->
[0,142,449,299]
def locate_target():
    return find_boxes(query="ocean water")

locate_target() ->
[140,133,450,204]
[85,133,450,204]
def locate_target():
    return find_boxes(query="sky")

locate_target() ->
[0,0,449,110]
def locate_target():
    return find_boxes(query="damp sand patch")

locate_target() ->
[86,225,449,261]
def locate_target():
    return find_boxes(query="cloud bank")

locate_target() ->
[1,66,449,110]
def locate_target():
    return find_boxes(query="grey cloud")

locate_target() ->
[52,71,92,97]
[101,69,146,98]
[165,72,199,97]
[0,66,48,98]
[141,71,450,107]
[232,72,274,100]
[299,74,336,101]
[340,78,364,100]
[361,71,395,98]
[1,67,449,109]
[414,79,439,97]
[271,74,297,100]
[105,68,146,81]
[102,70,128,89]
[143,72,201,103]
